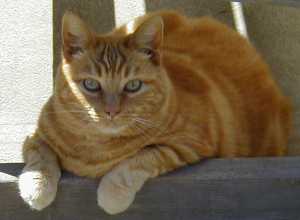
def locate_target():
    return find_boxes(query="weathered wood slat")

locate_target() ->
[236,0,300,7]
[1,158,300,220]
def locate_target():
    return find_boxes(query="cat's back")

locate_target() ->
[156,11,292,156]
[157,10,271,78]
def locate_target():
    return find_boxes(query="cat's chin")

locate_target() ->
[98,124,128,136]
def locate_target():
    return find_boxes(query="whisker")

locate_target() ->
[131,123,153,143]
[134,118,161,127]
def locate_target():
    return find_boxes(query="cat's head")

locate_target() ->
[55,12,171,136]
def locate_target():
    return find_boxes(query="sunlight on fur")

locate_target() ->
[62,59,101,122]
[125,20,136,34]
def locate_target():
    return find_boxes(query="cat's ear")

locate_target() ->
[131,16,164,51]
[62,12,94,61]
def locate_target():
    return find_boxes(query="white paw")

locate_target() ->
[97,174,136,215]
[18,170,58,210]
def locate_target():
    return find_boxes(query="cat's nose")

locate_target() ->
[104,93,121,119]
[104,105,120,119]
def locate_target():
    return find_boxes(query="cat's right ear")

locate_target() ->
[62,12,94,61]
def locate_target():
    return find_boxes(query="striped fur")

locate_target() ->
[21,11,292,213]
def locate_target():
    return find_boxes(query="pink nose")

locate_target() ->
[104,105,120,118]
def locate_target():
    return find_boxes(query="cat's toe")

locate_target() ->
[97,176,136,215]
[18,170,57,210]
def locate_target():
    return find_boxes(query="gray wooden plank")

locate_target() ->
[144,0,234,27]
[236,0,300,7]
[1,158,300,219]
[243,2,300,155]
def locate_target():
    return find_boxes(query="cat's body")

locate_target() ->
[19,11,292,214]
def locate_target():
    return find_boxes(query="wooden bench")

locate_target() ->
[1,158,300,219]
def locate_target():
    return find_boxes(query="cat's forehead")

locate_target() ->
[91,38,130,78]
[95,36,128,54]
[95,41,127,63]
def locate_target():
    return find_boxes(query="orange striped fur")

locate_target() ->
[21,10,292,214]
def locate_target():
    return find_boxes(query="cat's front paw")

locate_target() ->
[97,173,136,215]
[18,170,58,210]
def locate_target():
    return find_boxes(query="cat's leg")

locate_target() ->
[18,134,61,210]
[97,145,201,214]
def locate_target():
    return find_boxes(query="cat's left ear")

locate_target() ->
[130,16,164,52]
[62,12,94,61]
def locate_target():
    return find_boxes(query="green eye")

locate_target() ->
[82,79,101,92]
[124,80,143,93]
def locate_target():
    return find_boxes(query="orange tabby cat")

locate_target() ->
[18,10,292,214]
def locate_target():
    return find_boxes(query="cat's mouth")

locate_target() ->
[84,113,133,135]
[94,118,129,136]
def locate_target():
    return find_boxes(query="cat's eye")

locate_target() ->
[138,48,154,58]
[82,79,101,92]
[124,80,143,93]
